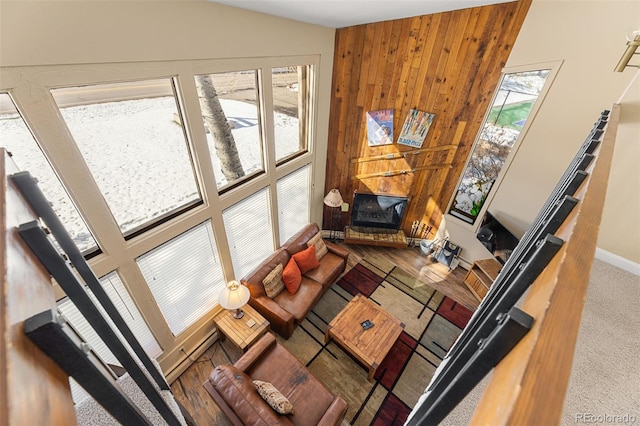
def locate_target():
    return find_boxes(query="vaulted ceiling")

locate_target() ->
[207,0,513,28]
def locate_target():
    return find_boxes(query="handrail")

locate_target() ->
[0,149,77,425]
[470,103,620,425]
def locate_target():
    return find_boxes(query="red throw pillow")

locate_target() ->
[282,258,302,294]
[292,245,320,274]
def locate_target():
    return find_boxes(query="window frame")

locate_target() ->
[446,61,562,231]
[0,55,322,375]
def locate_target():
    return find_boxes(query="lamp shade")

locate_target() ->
[218,280,250,310]
[323,188,343,208]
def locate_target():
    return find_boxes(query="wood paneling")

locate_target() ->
[325,1,531,236]
[1,149,77,425]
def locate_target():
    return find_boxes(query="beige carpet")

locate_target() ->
[440,258,640,424]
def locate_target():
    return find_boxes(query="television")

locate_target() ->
[350,192,409,231]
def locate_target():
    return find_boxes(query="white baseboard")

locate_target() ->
[595,247,640,276]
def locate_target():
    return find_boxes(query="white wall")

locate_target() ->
[489,0,640,266]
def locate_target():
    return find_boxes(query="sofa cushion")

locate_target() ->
[282,258,302,294]
[273,278,323,322]
[262,263,285,298]
[243,249,291,299]
[307,231,328,260]
[253,380,294,415]
[209,365,283,425]
[303,252,347,291]
[292,245,320,274]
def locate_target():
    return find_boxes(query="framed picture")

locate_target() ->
[366,109,394,146]
[397,109,435,148]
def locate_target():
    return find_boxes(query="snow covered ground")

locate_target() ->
[0,96,299,250]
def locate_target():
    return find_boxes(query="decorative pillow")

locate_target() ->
[262,263,284,298]
[306,231,328,260]
[253,380,294,415]
[292,245,320,274]
[282,258,302,294]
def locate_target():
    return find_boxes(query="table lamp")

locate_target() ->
[219,280,250,319]
[323,188,343,241]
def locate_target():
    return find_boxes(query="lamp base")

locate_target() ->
[233,309,245,319]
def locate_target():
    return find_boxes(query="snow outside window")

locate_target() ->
[137,221,225,336]
[0,92,98,254]
[50,79,201,237]
[194,70,264,190]
[272,65,311,162]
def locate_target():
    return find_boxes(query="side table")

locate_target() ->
[213,304,269,361]
[463,258,502,301]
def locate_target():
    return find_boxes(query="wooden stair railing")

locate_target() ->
[471,103,620,425]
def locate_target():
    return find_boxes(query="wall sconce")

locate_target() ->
[614,32,640,72]
[218,280,250,319]
[323,188,343,242]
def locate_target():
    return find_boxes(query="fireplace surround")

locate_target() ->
[350,192,409,232]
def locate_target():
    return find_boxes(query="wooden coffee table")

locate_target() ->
[325,294,404,381]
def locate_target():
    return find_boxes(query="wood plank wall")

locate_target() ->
[324,0,531,236]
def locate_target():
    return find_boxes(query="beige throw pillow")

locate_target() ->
[262,263,284,298]
[306,231,328,260]
[253,380,294,415]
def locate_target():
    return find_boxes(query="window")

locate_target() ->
[272,66,312,162]
[277,165,310,243]
[57,271,162,365]
[194,71,264,190]
[137,221,225,336]
[223,188,275,279]
[449,69,552,224]
[50,79,201,237]
[0,92,98,253]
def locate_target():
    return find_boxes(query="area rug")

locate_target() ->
[278,257,473,426]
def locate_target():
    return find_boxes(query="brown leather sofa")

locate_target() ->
[204,333,348,426]
[241,223,349,339]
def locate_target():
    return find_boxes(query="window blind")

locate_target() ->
[57,271,162,403]
[223,188,275,279]
[277,165,310,243]
[137,220,225,336]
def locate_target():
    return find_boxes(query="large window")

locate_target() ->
[137,221,225,336]
[449,69,552,224]
[1,56,318,373]
[272,66,312,162]
[0,93,98,253]
[277,165,310,243]
[50,79,201,237]
[194,71,264,191]
[223,188,275,280]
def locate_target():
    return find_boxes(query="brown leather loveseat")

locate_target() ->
[204,333,348,425]
[241,223,349,339]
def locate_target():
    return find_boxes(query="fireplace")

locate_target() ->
[351,193,409,231]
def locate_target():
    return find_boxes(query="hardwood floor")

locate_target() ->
[338,242,480,311]
[170,242,480,424]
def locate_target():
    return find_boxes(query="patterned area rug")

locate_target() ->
[278,257,473,426]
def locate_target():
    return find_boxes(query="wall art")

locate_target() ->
[366,109,394,146]
[397,109,435,148]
